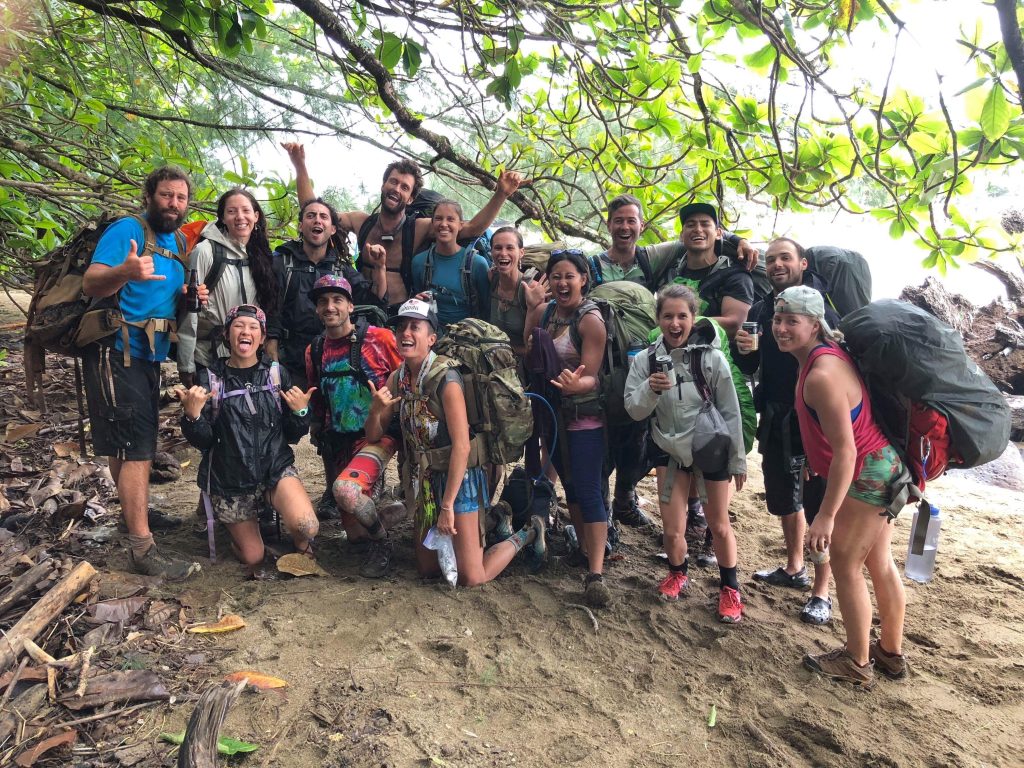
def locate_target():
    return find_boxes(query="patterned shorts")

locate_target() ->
[848,445,903,509]
[209,466,299,525]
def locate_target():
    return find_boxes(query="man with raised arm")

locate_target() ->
[282,143,524,314]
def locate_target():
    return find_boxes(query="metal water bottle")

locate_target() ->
[905,504,942,583]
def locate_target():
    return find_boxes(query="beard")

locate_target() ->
[380,190,407,216]
[146,198,188,233]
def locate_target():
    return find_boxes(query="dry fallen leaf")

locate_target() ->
[276,553,327,577]
[14,729,77,767]
[52,441,81,458]
[224,671,288,690]
[187,614,246,634]
[4,423,42,443]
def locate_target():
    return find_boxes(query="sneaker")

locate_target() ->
[657,571,689,601]
[803,647,875,688]
[359,537,392,579]
[584,572,611,608]
[696,533,717,568]
[316,492,340,521]
[128,545,201,581]
[800,596,833,625]
[488,501,515,540]
[869,641,908,680]
[754,566,811,589]
[612,501,653,528]
[118,507,184,534]
[718,586,743,623]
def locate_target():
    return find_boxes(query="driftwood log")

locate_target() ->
[0,559,56,620]
[176,680,246,768]
[0,684,47,742]
[0,561,96,674]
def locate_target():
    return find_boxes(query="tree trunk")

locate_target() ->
[177,680,246,768]
[972,258,1024,305]
[994,0,1024,112]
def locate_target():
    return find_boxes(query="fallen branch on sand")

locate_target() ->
[566,603,599,633]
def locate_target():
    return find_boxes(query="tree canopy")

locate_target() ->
[2,0,1024,282]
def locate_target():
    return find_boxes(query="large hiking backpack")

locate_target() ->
[805,246,872,317]
[430,318,533,465]
[840,299,1010,513]
[665,254,771,307]
[543,281,658,427]
[521,241,566,276]
[24,214,187,405]
[354,188,441,292]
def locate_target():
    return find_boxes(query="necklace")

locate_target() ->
[376,214,406,243]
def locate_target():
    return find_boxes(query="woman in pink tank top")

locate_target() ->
[774,286,908,688]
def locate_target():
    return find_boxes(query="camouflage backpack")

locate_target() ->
[430,319,534,466]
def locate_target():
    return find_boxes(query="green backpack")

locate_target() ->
[542,281,658,426]
[431,318,533,465]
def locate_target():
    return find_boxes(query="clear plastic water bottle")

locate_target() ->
[905,504,941,583]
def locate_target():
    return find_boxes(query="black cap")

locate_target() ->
[678,202,719,225]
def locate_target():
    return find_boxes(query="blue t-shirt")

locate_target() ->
[411,245,491,328]
[91,216,185,362]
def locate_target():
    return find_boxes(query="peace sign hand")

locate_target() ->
[122,240,165,282]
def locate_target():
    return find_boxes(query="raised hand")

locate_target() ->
[122,240,165,282]
[363,242,387,267]
[180,385,213,420]
[737,239,760,270]
[282,386,317,413]
[368,380,400,412]
[522,274,549,309]
[496,170,526,197]
[280,142,305,167]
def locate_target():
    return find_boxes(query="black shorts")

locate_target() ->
[761,446,826,522]
[647,440,730,482]
[82,344,161,461]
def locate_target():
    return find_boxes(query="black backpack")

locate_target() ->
[422,240,484,320]
[354,188,441,294]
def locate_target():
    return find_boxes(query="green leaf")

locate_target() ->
[687,54,702,74]
[889,218,906,239]
[377,32,403,71]
[979,83,1010,142]
[402,41,422,78]
[160,732,260,756]
[906,131,942,156]
[743,44,776,75]
[508,26,524,53]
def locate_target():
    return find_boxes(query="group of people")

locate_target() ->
[77,150,908,690]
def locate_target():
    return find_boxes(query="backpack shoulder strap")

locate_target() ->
[688,348,712,403]
[401,217,418,293]
[311,334,326,390]
[131,214,187,269]
[589,255,604,287]
[569,299,599,354]
[461,241,479,318]
[540,301,555,330]
[268,361,283,411]
[350,318,370,377]
[647,343,657,377]
[423,244,435,290]
[636,246,653,289]
[207,370,223,420]
[203,241,230,295]
[356,214,377,252]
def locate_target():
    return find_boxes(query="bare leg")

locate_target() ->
[811,560,832,599]
[781,510,806,573]
[863,519,906,655]
[703,479,736,568]
[224,520,265,567]
[451,511,525,586]
[658,467,691,565]
[830,496,890,665]
[267,475,318,553]
[583,522,607,575]
[111,458,152,538]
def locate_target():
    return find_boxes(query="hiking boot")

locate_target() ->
[754,566,811,589]
[800,596,833,625]
[684,516,708,549]
[696,533,717,568]
[316,492,340,521]
[128,545,201,581]
[657,571,689,601]
[804,647,875,688]
[117,507,184,534]
[869,641,908,680]
[378,501,408,529]
[584,572,611,608]
[613,501,653,528]
[359,537,393,579]
[526,515,547,572]
[488,501,515,540]
[718,586,743,623]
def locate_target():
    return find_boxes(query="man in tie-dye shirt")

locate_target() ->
[305,275,404,578]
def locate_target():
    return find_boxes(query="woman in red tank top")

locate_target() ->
[773,286,908,688]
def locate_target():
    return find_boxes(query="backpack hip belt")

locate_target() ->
[413,434,487,474]
[74,312,177,366]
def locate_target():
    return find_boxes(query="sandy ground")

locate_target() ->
[127,426,1024,768]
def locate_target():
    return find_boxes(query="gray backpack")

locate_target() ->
[689,349,732,474]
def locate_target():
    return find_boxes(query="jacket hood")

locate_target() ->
[275,238,340,264]
[200,221,247,258]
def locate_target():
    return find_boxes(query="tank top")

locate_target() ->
[551,308,603,431]
[795,344,889,479]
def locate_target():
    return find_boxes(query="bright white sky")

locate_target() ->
[243,0,1017,303]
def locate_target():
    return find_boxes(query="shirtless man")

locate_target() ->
[283,143,524,313]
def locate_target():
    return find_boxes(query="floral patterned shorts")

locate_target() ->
[210,466,299,525]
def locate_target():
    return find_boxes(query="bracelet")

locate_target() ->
[292,406,309,417]
[182,414,200,424]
